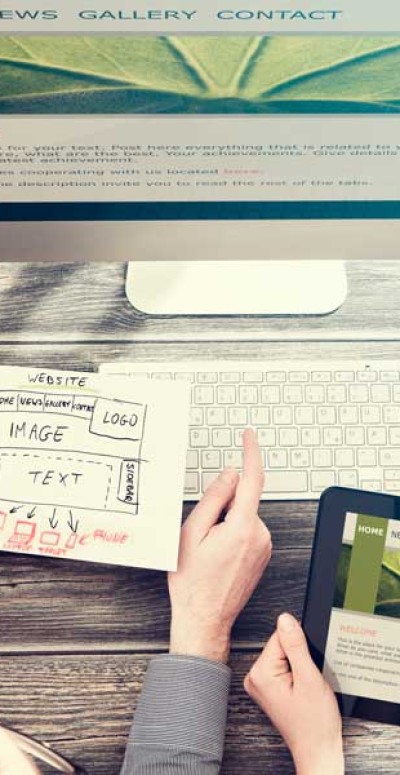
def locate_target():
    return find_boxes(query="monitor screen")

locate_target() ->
[0,0,399,228]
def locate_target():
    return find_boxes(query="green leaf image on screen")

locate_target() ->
[333,544,400,619]
[0,35,400,113]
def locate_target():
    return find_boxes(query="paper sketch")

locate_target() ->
[0,367,190,570]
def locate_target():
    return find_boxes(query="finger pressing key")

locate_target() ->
[229,428,265,519]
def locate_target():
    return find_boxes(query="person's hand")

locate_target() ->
[0,729,40,775]
[244,613,344,775]
[168,428,272,663]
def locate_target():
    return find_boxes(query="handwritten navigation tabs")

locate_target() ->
[0,367,190,570]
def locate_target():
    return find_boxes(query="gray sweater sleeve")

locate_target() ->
[120,654,231,774]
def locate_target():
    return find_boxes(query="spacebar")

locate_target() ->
[263,471,308,493]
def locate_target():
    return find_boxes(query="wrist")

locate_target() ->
[170,614,231,664]
[295,745,344,775]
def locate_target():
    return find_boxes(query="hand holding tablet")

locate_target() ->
[303,487,400,726]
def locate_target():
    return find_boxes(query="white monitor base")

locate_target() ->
[126,260,347,315]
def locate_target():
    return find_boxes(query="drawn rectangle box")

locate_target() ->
[90,397,146,442]
[0,451,112,510]
[17,392,45,412]
[118,459,140,513]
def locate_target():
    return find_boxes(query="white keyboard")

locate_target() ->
[101,360,400,501]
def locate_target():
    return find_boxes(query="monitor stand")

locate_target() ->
[126,260,347,315]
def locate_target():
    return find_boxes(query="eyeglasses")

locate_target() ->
[1,725,87,774]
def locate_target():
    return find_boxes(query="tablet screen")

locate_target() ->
[323,512,400,705]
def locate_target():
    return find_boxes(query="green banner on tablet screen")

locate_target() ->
[344,514,388,614]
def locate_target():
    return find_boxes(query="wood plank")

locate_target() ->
[0,262,399,341]
[0,538,312,651]
[0,653,397,774]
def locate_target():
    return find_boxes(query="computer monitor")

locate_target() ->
[0,1,399,314]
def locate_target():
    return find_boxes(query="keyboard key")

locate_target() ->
[175,371,195,382]
[339,405,358,424]
[263,471,308,493]
[190,428,209,448]
[371,385,391,403]
[380,448,400,466]
[312,371,331,382]
[393,385,400,402]
[327,386,347,404]
[289,371,309,383]
[243,371,263,383]
[194,386,214,405]
[207,407,226,426]
[152,372,172,379]
[349,385,369,403]
[216,386,236,405]
[338,470,358,488]
[311,471,336,491]
[384,468,400,481]
[357,448,377,467]
[305,385,325,403]
[384,480,400,492]
[335,371,354,382]
[361,406,380,424]
[380,371,398,382]
[291,449,310,468]
[221,372,240,383]
[234,429,245,446]
[313,449,333,468]
[239,386,258,405]
[301,427,321,446]
[268,450,288,469]
[367,426,387,445]
[323,427,343,446]
[383,406,400,424]
[390,427,400,445]
[224,450,243,468]
[228,407,248,426]
[186,450,199,470]
[345,427,365,445]
[257,428,276,447]
[202,450,221,469]
[250,407,270,425]
[295,406,314,425]
[272,407,293,425]
[261,386,281,404]
[213,428,232,447]
[189,407,204,426]
[317,407,336,425]
[335,448,355,468]
[360,480,382,492]
[283,386,303,404]
[280,428,299,447]
[357,370,377,382]
[185,472,199,494]
[266,371,286,383]
[197,371,218,383]
[202,472,219,492]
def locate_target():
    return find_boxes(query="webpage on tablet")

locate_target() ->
[323,511,400,704]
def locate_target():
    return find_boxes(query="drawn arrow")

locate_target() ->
[67,510,79,534]
[9,505,22,514]
[27,506,36,519]
[49,508,58,530]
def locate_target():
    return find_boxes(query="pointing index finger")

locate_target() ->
[229,428,264,517]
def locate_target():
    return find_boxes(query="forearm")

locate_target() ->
[120,654,231,775]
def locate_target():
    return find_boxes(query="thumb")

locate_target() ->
[277,613,319,683]
[183,468,239,541]
[0,729,40,775]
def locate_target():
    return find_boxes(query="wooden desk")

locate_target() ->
[0,261,398,774]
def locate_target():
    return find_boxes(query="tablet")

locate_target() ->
[303,486,400,726]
